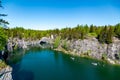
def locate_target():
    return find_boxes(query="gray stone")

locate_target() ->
[0,66,13,80]
[59,38,120,63]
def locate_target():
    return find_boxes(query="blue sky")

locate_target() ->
[1,0,120,30]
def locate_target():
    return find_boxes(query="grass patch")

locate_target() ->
[87,33,97,37]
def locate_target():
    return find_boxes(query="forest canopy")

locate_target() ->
[3,23,120,44]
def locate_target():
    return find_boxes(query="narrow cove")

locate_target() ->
[7,48,120,80]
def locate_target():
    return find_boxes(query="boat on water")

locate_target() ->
[70,57,75,60]
[92,62,97,66]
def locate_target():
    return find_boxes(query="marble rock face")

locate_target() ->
[0,66,13,80]
[62,38,120,61]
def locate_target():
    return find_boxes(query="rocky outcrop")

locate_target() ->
[57,38,120,64]
[40,37,51,44]
[7,38,28,52]
[0,66,13,80]
[6,38,39,52]
[6,37,53,52]
[67,38,107,59]
[39,37,53,48]
[0,51,4,59]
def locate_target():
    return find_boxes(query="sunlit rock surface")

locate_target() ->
[0,66,13,80]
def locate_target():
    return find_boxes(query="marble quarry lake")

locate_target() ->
[8,48,120,80]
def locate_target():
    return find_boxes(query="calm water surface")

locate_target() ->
[9,48,120,80]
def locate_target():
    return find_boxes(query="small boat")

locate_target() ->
[92,62,97,66]
[103,64,105,67]
[70,57,75,60]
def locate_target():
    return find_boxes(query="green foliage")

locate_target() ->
[102,53,107,60]
[0,60,7,70]
[98,26,107,43]
[3,23,120,45]
[54,36,61,48]
[87,33,97,37]
[0,0,9,25]
[98,26,114,44]
[0,1,8,50]
[114,23,120,38]
[0,27,7,50]
[0,22,120,46]
[7,27,48,40]
[106,26,114,44]
[90,24,95,33]
[62,40,68,50]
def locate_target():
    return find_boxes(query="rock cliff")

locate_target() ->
[58,38,120,64]
[5,37,120,64]
[0,66,13,80]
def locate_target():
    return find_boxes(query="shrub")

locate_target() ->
[87,33,97,37]
[0,27,8,50]
[0,60,7,70]
[53,36,61,48]
[62,40,68,50]
[102,53,107,60]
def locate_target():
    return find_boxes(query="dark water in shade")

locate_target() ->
[9,49,120,80]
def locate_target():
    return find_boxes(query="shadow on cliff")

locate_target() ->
[12,63,34,80]
[8,55,34,80]
[0,49,34,80]
[10,50,34,80]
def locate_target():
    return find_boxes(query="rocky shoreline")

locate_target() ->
[0,66,13,80]
[54,37,120,65]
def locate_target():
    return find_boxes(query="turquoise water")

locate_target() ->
[10,49,120,80]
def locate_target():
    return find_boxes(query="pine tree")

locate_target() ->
[106,26,113,44]
[90,24,95,33]
[98,26,107,43]
[0,0,8,50]
[114,23,120,38]
[0,0,9,26]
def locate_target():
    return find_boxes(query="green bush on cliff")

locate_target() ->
[87,33,97,38]
[102,53,107,60]
[53,36,61,48]
[62,40,69,50]
[0,27,8,50]
[0,60,7,70]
